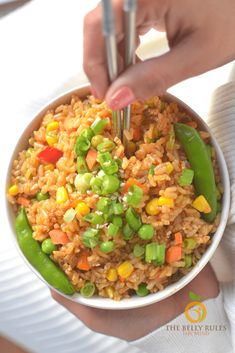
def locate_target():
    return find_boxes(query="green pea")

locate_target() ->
[138,224,154,240]
[100,241,115,253]
[80,282,96,298]
[102,175,120,195]
[107,224,119,237]
[36,191,50,201]
[41,238,56,255]
[136,283,149,297]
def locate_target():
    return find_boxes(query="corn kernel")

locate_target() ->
[117,261,134,278]
[106,268,118,282]
[46,121,59,131]
[165,162,174,174]
[158,196,174,208]
[56,186,68,204]
[192,195,211,213]
[75,202,90,216]
[8,184,19,196]
[105,286,115,299]
[46,132,58,146]
[145,198,159,216]
[44,164,55,172]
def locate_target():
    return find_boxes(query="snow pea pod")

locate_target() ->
[15,207,75,295]
[174,123,217,223]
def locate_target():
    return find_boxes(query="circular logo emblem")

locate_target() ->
[184,301,207,323]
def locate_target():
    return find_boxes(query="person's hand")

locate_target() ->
[51,264,219,341]
[83,0,235,110]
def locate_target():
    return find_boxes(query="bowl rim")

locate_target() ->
[5,84,231,310]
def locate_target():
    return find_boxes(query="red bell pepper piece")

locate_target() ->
[38,147,63,163]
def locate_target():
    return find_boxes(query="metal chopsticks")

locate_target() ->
[123,0,137,156]
[101,0,137,154]
[101,0,122,140]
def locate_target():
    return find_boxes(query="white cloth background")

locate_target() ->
[0,1,235,352]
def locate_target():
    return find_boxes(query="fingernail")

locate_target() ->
[108,86,135,110]
[90,87,98,98]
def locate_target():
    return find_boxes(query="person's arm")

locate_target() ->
[83,0,235,110]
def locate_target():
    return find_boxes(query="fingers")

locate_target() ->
[83,0,168,98]
[105,32,217,109]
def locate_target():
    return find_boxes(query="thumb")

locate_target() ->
[105,35,208,110]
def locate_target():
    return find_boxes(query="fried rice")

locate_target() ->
[8,95,221,300]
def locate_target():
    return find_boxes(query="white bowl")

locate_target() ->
[6,85,230,310]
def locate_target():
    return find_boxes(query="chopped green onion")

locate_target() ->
[136,283,149,297]
[90,176,103,194]
[102,175,120,195]
[178,168,194,186]
[100,241,115,253]
[149,165,155,176]
[145,243,165,264]
[102,160,119,175]
[125,208,142,231]
[107,223,119,237]
[83,213,104,225]
[81,127,94,141]
[133,244,145,258]
[82,228,100,248]
[36,191,50,201]
[41,238,56,255]
[184,254,193,268]
[91,117,109,135]
[97,197,110,213]
[126,185,144,207]
[111,215,123,228]
[183,237,197,250]
[74,135,91,156]
[91,135,104,148]
[80,282,96,298]
[123,223,134,240]
[77,156,88,174]
[97,139,116,152]
[110,201,124,215]
[138,224,154,240]
[152,244,165,266]
[98,151,118,175]
[74,173,93,193]
[63,208,76,223]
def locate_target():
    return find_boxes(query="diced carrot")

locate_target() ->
[86,148,97,170]
[185,121,197,128]
[77,251,90,271]
[132,127,141,141]
[17,197,30,207]
[166,245,182,264]
[123,178,148,194]
[174,232,183,245]
[49,229,69,244]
